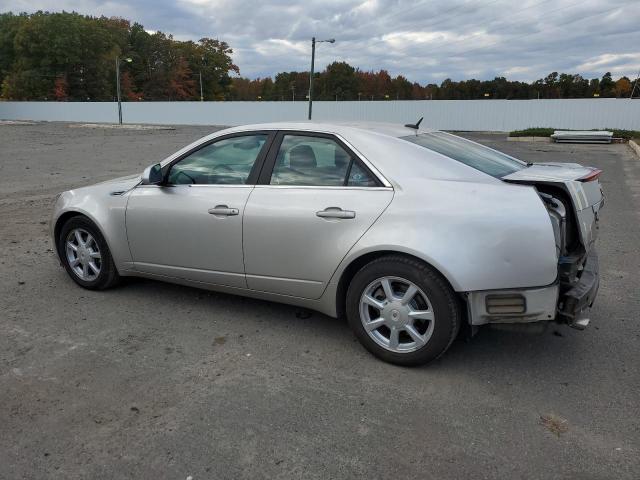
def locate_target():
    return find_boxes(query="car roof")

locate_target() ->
[222,121,436,139]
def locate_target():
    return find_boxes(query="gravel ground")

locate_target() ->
[1,122,639,479]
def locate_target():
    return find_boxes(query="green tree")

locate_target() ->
[320,61,358,100]
[0,13,27,83]
[599,72,616,97]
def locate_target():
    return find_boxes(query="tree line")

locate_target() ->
[1,11,636,102]
[234,67,635,101]
[0,11,238,101]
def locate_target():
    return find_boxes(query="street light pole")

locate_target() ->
[308,37,316,120]
[116,56,122,124]
[307,37,334,120]
[630,68,640,99]
[115,56,132,125]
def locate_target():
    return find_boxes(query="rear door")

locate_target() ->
[242,131,394,299]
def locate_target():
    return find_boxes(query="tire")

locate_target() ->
[346,255,460,366]
[58,216,120,290]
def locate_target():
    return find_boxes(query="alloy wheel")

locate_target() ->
[65,228,102,281]
[359,276,435,353]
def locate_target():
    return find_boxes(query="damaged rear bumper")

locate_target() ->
[557,249,599,329]
[465,249,599,328]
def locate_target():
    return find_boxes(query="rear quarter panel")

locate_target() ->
[328,177,558,293]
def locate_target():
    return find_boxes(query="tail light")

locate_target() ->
[578,169,602,182]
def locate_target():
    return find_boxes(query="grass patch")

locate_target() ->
[509,128,640,139]
[509,128,555,137]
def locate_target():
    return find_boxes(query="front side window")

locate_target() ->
[167,134,268,185]
[269,135,378,187]
[401,132,527,178]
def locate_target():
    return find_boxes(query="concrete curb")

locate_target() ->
[629,140,640,158]
[507,136,552,143]
[69,123,175,130]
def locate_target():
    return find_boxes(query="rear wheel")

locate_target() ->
[58,216,120,290]
[346,255,460,366]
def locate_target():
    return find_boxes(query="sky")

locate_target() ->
[2,0,639,84]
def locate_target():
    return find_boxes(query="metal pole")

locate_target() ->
[308,37,315,120]
[630,69,640,99]
[199,71,204,101]
[292,84,295,101]
[116,56,122,125]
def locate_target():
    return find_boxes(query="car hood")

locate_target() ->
[95,173,142,194]
[97,173,142,186]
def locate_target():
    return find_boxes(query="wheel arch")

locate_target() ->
[53,210,111,262]
[334,249,461,320]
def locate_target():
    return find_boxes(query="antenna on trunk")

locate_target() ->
[404,117,423,130]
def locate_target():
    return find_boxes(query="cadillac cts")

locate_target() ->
[51,121,603,365]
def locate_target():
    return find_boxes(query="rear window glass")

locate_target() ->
[400,132,526,178]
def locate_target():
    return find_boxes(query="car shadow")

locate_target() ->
[113,276,590,381]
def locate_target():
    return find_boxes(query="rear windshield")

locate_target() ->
[400,132,527,178]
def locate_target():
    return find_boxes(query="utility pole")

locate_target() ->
[199,71,204,101]
[291,84,295,101]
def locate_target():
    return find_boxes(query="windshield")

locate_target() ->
[401,132,527,178]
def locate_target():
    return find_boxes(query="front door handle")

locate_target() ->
[208,205,239,216]
[316,207,356,219]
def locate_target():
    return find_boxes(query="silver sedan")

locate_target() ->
[51,121,603,365]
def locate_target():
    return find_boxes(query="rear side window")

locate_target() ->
[401,132,526,178]
[269,134,378,187]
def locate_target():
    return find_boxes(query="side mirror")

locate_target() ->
[141,163,163,185]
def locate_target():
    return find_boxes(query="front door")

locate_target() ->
[126,132,272,287]
[243,132,394,299]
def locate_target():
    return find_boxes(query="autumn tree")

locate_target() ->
[168,57,196,100]
[120,71,139,100]
[53,76,68,100]
[615,77,632,98]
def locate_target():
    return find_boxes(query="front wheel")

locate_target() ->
[58,216,120,290]
[346,255,460,366]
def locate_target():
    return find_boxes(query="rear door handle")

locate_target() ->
[316,207,356,219]
[208,205,239,216]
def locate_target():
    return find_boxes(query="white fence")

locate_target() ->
[1,99,639,131]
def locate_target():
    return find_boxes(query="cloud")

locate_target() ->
[2,0,639,83]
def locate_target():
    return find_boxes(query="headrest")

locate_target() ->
[289,145,317,169]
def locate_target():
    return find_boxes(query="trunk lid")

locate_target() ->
[503,163,604,252]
